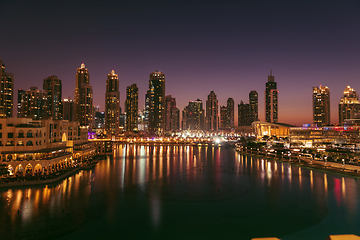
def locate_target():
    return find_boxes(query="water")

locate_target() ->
[1,144,360,239]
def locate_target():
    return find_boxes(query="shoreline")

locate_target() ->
[0,160,102,189]
[238,149,360,178]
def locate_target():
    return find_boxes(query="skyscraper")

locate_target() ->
[74,63,93,128]
[249,90,258,122]
[126,84,138,132]
[0,58,14,117]
[105,70,120,136]
[265,71,278,123]
[182,99,205,130]
[148,70,165,134]
[227,98,234,128]
[62,98,75,122]
[21,87,48,120]
[313,85,330,127]
[238,101,251,126]
[220,106,228,129]
[206,91,218,131]
[17,89,26,118]
[339,85,360,125]
[165,95,180,132]
[43,75,62,120]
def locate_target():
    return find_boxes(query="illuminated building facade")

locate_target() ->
[20,87,48,120]
[165,95,180,131]
[0,117,96,176]
[265,71,278,123]
[182,99,205,130]
[313,85,330,127]
[148,70,165,134]
[126,84,138,132]
[227,98,234,128]
[249,90,258,122]
[43,75,62,120]
[17,89,26,118]
[206,91,218,131]
[238,101,251,126]
[339,85,360,126]
[62,99,74,122]
[220,106,228,129]
[74,63,93,128]
[105,70,120,136]
[0,58,14,117]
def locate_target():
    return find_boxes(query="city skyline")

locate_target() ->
[1,1,360,126]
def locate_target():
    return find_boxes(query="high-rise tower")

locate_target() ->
[227,98,234,128]
[165,95,179,132]
[206,91,218,131]
[265,71,278,123]
[105,70,120,136]
[182,99,205,130]
[17,89,26,118]
[43,75,62,120]
[126,84,138,132]
[21,87,48,120]
[313,85,330,127]
[249,90,258,122]
[339,85,360,125]
[0,58,14,117]
[74,63,93,128]
[148,70,165,134]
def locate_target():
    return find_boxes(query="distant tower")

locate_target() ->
[183,99,205,130]
[0,58,14,117]
[74,63,93,128]
[265,70,278,123]
[43,75,62,120]
[206,91,218,131]
[148,70,165,134]
[126,84,138,132]
[227,98,234,128]
[22,87,48,120]
[105,70,120,135]
[313,85,330,127]
[238,101,251,126]
[339,86,360,125]
[62,98,75,121]
[249,90,258,122]
[220,106,228,129]
[165,95,180,131]
[17,89,26,118]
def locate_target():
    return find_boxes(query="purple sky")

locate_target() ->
[1,0,360,126]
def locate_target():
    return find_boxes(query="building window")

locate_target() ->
[0,124,2,129]
[27,131,33,138]
[26,141,33,146]
[6,141,14,146]
[0,133,2,138]
[8,133,13,138]
[18,131,24,138]
[17,141,24,146]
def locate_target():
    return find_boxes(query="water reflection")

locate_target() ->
[2,145,360,239]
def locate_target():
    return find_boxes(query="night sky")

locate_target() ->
[1,0,360,126]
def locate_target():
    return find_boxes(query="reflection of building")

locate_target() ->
[126,84,138,132]
[21,87,48,120]
[339,86,360,126]
[43,75,62,120]
[148,71,165,134]
[165,95,180,132]
[182,99,205,130]
[206,91,218,131]
[105,70,120,136]
[265,71,278,123]
[0,117,96,177]
[74,63,93,128]
[0,58,14,117]
[313,85,330,127]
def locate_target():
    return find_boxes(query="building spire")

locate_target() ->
[81,63,85,69]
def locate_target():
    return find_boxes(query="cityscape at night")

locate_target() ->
[1,1,360,240]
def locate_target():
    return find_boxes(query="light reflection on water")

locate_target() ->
[0,145,360,239]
